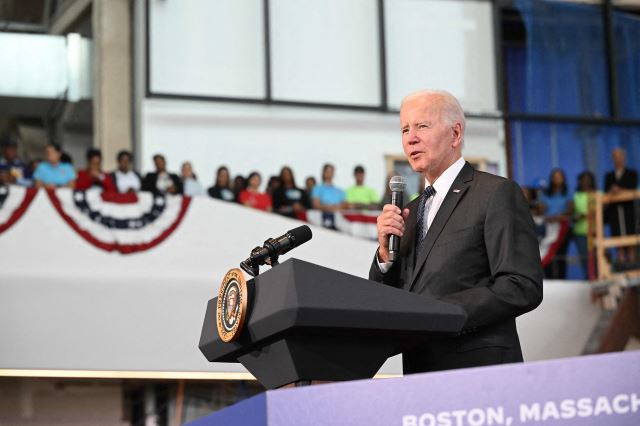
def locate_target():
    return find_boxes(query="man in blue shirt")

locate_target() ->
[33,143,76,189]
[311,163,346,229]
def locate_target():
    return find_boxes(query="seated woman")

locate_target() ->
[75,148,116,191]
[238,171,272,212]
[272,166,309,218]
[33,143,76,189]
[207,166,235,202]
[180,161,204,196]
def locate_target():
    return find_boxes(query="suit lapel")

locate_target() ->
[408,163,474,291]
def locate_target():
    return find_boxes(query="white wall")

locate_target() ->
[0,191,602,377]
[140,99,506,193]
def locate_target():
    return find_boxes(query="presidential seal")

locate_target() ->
[216,268,248,342]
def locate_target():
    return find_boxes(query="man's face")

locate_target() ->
[88,155,101,170]
[154,156,166,172]
[612,149,625,169]
[355,171,365,185]
[323,166,334,182]
[2,146,17,162]
[118,155,131,172]
[400,95,460,177]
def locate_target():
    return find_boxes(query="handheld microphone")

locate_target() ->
[388,176,406,262]
[240,225,313,276]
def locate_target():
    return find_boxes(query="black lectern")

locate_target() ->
[199,258,466,389]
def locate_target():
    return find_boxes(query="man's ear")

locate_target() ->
[451,123,463,148]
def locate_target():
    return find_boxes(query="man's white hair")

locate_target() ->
[401,89,466,139]
[612,147,626,157]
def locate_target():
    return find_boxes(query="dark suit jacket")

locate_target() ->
[369,162,543,374]
[604,168,638,192]
[142,171,183,195]
[604,168,638,235]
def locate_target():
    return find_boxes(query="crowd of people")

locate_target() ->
[522,148,638,280]
[2,138,637,280]
[0,139,386,218]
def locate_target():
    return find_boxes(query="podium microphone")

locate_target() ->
[240,225,313,276]
[388,176,406,262]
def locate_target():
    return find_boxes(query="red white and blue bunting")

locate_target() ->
[46,188,191,254]
[0,185,570,261]
[304,209,379,240]
[538,218,570,268]
[0,185,38,234]
[304,209,569,268]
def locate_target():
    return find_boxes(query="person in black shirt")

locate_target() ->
[110,150,142,193]
[142,154,182,195]
[232,174,247,203]
[304,176,316,204]
[208,166,235,202]
[272,166,309,219]
[266,175,281,198]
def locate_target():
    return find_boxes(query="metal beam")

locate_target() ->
[49,0,91,35]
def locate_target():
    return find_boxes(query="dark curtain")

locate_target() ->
[614,10,640,119]
[511,0,609,116]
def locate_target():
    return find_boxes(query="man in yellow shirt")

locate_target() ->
[345,165,379,210]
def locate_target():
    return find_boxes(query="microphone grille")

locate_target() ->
[389,175,406,192]
[288,225,312,246]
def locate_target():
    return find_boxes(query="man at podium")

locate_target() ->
[370,90,543,374]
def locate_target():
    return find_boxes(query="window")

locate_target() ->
[269,0,381,106]
[149,0,266,99]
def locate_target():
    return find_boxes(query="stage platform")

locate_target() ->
[189,350,640,426]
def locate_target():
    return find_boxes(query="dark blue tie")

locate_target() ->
[415,185,436,248]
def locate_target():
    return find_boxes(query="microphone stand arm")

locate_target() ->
[262,238,281,267]
[239,238,281,277]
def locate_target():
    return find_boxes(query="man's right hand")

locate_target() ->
[376,204,410,263]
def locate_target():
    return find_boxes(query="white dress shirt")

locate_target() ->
[115,170,141,193]
[378,156,466,273]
